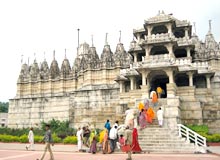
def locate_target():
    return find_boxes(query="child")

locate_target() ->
[117,135,126,152]
[90,136,97,154]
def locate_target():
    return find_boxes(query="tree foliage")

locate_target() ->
[0,102,9,113]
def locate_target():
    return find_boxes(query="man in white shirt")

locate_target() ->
[157,107,163,127]
[76,127,83,151]
[109,125,118,152]
[26,127,34,151]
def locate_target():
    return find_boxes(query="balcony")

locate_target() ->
[143,33,176,45]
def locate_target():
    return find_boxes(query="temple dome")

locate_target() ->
[100,44,115,68]
[40,60,49,80]
[18,63,30,82]
[29,60,40,80]
[61,58,71,77]
[50,59,60,79]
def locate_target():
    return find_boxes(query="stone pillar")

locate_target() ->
[186,47,190,57]
[166,69,174,83]
[185,27,189,38]
[147,26,152,36]
[130,77,134,90]
[134,78,137,90]
[166,23,172,34]
[144,46,152,58]
[137,34,140,43]
[134,52,137,62]
[119,81,124,93]
[142,72,146,86]
[145,48,149,57]
[166,43,173,56]
[165,69,176,97]
[187,72,193,86]
[206,75,211,89]
[146,76,150,98]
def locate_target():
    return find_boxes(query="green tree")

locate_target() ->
[0,102,9,113]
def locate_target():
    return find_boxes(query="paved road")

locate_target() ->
[0,143,219,160]
[0,150,219,160]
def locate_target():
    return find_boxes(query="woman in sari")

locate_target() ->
[139,109,147,130]
[131,128,142,153]
[102,129,111,154]
[146,107,155,124]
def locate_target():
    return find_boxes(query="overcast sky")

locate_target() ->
[0,0,219,102]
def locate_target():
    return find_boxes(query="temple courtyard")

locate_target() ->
[0,143,219,160]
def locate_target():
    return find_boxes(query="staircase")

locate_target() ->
[138,122,197,153]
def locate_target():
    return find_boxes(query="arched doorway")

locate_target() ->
[148,70,169,98]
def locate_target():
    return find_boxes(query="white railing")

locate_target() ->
[177,124,207,147]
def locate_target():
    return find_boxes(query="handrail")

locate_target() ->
[177,124,207,147]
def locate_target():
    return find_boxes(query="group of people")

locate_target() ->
[138,96,164,129]
[99,119,142,160]
[76,126,97,154]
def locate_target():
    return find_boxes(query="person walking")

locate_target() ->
[139,109,147,130]
[109,125,118,153]
[76,127,83,152]
[156,86,163,98]
[83,126,90,147]
[26,127,34,151]
[36,124,54,160]
[102,129,111,154]
[157,107,164,127]
[104,119,111,134]
[131,128,142,153]
[124,126,133,160]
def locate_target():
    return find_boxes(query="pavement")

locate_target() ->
[0,142,219,160]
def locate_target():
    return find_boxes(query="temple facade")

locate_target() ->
[9,12,220,133]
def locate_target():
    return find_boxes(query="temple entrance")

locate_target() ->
[148,71,169,98]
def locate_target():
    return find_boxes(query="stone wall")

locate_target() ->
[69,84,120,129]
[8,96,70,128]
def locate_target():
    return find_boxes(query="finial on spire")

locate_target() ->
[34,53,36,61]
[21,54,23,64]
[193,22,196,34]
[209,20,212,32]
[65,49,67,59]
[119,30,121,43]
[53,50,55,60]
[105,33,108,45]
[77,28,80,48]
[44,52,46,60]
[91,35,94,47]
[28,57,29,65]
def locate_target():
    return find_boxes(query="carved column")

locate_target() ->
[187,72,193,86]
[119,81,125,93]
[166,23,172,34]
[186,47,190,57]
[166,43,173,57]
[142,72,146,86]
[144,46,152,58]
[206,75,211,89]
[134,52,137,62]
[147,26,152,36]
[137,34,140,43]
[130,77,134,90]
[185,27,189,38]
[166,69,174,83]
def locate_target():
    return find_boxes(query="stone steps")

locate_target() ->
[138,126,196,153]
